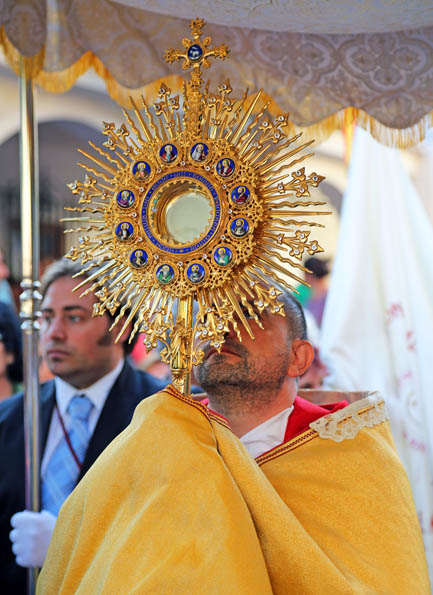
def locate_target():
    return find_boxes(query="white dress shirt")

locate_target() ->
[240,406,294,459]
[41,359,124,479]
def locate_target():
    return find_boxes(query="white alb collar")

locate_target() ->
[240,406,294,459]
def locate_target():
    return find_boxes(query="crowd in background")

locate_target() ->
[0,250,22,402]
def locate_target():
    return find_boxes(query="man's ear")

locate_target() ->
[287,340,315,378]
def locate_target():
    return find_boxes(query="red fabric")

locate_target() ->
[284,396,348,442]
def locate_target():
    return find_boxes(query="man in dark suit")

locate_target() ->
[0,258,164,593]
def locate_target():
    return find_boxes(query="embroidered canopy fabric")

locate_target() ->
[1,1,433,146]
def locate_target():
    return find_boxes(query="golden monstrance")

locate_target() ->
[63,18,328,394]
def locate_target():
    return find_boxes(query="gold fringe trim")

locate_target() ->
[36,52,184,107]
[0,27,45,79]
[1,26,431,149]
[263,95,433,149]
[302,108,433,149]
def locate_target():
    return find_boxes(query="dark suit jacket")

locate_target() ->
[0,359,164,594]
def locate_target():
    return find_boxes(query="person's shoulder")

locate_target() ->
[258,392,392,468]
[120,360,167,395]
[135,368,166,391]
[0,380,55,424]
[0,390,24,422]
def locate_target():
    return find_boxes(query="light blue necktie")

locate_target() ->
[41,394,94,516]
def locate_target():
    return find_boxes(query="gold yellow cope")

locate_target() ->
[63,18,328,394]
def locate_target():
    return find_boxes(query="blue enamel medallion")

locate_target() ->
[188,44,203,62]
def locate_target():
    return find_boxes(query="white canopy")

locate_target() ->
[116,0,433,33]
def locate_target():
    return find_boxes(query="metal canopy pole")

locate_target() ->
[19,57,41,595]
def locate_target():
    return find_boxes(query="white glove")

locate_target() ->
[9,510,57,568]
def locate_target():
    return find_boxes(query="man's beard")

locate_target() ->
[196,340,290,418]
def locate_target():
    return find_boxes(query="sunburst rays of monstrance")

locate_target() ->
[63,18,329,394]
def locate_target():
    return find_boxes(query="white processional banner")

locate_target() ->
[321,127,433,576]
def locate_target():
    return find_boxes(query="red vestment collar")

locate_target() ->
[284,396,348,443]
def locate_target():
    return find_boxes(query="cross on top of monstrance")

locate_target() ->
[164,18,230,135]
[164,17,229,76]
[63,18,328,395]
